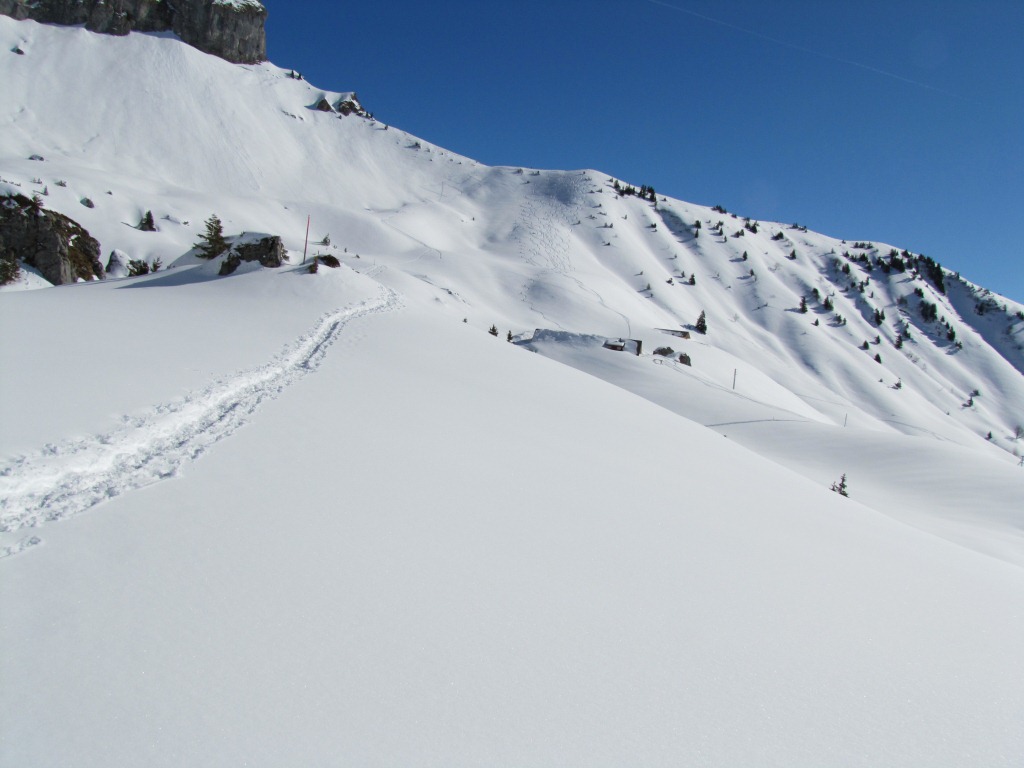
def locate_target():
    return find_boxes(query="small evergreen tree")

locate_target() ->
[195,214,228,259]
[138,210,156,232]
[489,324,498,336]
[830,474,849,497]
[695,310,707,335]
[799,296,808,313]
[0,254,20,285]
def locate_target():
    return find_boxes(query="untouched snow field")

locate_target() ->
[2,16,1023,766]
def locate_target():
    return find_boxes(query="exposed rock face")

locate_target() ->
[0,0,168,36]
[106,249,131,278]
[0,0,267,64]
[310,94,371,119]
[0,194,104,285]
[335,95,370,118]
[173,0,266,64]
[218,233,285,275]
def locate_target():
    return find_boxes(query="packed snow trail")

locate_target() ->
[0,286,401,558]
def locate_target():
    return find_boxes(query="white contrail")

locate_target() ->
[640,0,955,96]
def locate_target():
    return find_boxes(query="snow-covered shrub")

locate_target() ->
[127,258,151,276]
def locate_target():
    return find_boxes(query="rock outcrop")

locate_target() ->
[1,194,104,285]
[310,94,370,119]
[218,232,285,275]
[0,0,267,64]
[106,249,131,278]
[335,95,370,118]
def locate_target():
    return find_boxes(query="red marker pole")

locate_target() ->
[302,214,311,264]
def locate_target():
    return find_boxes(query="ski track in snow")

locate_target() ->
[0,286,400,559]
[511,173,637,338]
[512,172,599,331]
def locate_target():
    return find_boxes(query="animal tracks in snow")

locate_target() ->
[0,286,400,558]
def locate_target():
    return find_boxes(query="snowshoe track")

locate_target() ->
[0,286,400,558]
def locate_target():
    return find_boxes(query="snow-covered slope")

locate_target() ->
[2,17,1023,766]
[4,18,1022,449]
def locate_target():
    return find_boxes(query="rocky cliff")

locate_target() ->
[0,0,267,63]
[1,194,105,285]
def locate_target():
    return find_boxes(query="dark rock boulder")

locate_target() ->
[0,194,104,285]
[335,94,370,118]
[233,233,284,267]
[311,94,371,119]
[218,233,285,275]
[0,0,267,64]
[105,249,130,278]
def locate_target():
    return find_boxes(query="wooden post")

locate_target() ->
[302,215,311,264]
[732,369,737,390]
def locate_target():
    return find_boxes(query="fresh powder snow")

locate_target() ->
[1,15,1023,767]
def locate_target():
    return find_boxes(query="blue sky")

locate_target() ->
[262,0,1023,302]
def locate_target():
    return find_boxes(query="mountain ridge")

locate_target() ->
[1,14,1021,457]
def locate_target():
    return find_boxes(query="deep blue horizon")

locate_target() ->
[262,0,1023,302]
